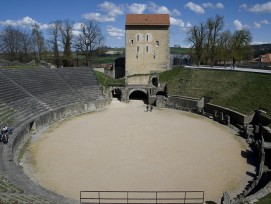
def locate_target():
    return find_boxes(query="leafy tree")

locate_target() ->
[74,20,104,66]
[231,29,253,67]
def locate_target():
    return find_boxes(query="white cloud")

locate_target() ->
[254,22,261,29]
[233,19,249,30]
[73,23,83,31]
[252,41,271,45]
[186,22,193,28]
[240,2,271,13]
[148,2,170,14]
[202,2,213,8]
[126,2,181,16]
[170,17,185,27]
[0,16,50,30]
[202,2,224,9]
[72,30,82,37]
[172,9,181,16]
[106,26,125,38]
[239,3,248,10]
[72,23,84,36]
[185,2,205,14]
[216,3,224,9]
[127,3,147,14]
[259,19,269,24]
[98,1,124,17]
[248,2,271,13]
[82,12,115,22]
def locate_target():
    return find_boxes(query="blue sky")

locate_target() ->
[0,0,270,48]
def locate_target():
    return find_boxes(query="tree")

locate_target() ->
[48,20,62,67]
[186,22,207,66]
[0,26,25,61]
[203,15,224,66]
[216,30,232,67]
[21,31,34,62]
[32,24,46,62]
[75,20,104,66]
[60,20,73,67]
[209,15,224,66]
[231,29,253,67]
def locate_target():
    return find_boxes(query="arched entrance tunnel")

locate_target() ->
[111,88,122,101]
[129,90,148,104]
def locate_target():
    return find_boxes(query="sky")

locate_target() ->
[0,0,270,48]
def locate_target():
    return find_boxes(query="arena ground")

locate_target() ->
[22,99,256,203]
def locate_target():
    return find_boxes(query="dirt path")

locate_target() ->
[22,99,255,203]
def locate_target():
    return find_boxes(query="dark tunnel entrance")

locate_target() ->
[111,88,122,101]
[129,90,148,104]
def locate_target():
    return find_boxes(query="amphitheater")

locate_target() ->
[0,67,271,204]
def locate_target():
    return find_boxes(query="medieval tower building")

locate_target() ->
[125,14,170,85]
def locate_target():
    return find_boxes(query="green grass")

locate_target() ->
[170,47,191,54]
[159,67,271,117]
[256,194,271,204]
[94,71,125,87]
[91,55,124,64]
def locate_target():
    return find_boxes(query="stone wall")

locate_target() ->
[166,96,199,111]
[126,75,150,85]
[204,103,252,126]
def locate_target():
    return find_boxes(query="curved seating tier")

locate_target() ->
[0,67,104,127]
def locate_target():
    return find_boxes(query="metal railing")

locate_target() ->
[80,191,204,204]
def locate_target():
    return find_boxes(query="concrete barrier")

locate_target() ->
[166,96,198,111]
[204,103,252,126]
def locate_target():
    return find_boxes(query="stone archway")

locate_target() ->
[149,75,159,87]
[128,89,148,103]
[111,88,122,101]
[156,91,166,96]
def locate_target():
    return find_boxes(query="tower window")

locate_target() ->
[146,35,149,41]
[146,46,148,52]
[131,40,133,45]
[156,41,159,47]
[137,46,139,52]
[137,35,139,41]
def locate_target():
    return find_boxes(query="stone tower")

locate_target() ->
[125,14,170,85]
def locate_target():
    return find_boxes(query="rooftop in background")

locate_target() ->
[126,14,170,26]
[253,53,271,63]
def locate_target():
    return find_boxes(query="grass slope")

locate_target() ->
[94,71,125,87]
[159,68,271,117]
[257,194,271,204]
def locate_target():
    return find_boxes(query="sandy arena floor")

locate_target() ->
[22,99,255,203]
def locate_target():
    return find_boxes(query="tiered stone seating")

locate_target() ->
[0,71,50,127]
[55,67,104,101]
[0,67,104,127]
[0,173,52,204]
[1,68,85,109]
[0,67,106,204]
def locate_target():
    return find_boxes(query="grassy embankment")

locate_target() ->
[94,70,125,87]
[159,68,271,117]
[257,195,271,204]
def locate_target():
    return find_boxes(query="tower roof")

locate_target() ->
[126,14,170,26]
